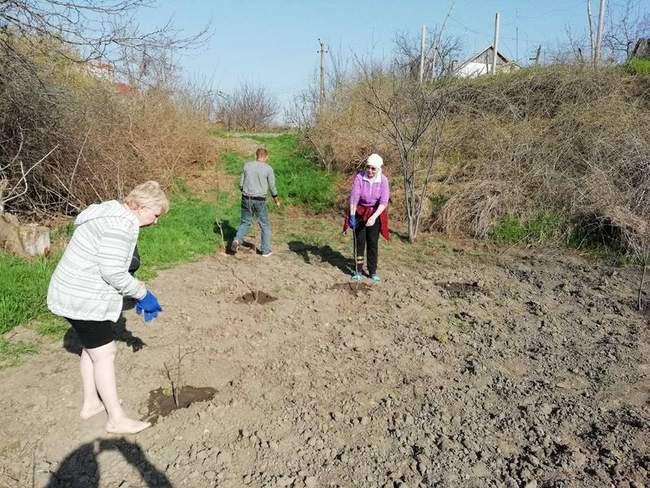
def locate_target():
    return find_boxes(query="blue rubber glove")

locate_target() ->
[348,215,357,230]
[143,310,159,322]
[136,290,162,322]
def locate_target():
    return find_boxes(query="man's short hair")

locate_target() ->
[256,148,268,159]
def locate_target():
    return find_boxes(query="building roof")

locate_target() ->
[454,46,519,74]
[631,38,650,59]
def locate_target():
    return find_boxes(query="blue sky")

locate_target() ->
[142,1,611,108]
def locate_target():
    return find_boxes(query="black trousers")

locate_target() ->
[354,217,380,275]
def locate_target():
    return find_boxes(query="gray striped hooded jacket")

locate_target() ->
[47,200,147,322]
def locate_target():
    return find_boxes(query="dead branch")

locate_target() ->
[2,145,59,207]
[638,261,647,312]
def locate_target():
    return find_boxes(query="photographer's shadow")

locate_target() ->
[46,437,172,487]
[64,313,146,355]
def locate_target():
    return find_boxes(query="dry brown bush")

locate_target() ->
[0,38,215,218]
[437,181,509,239]
[217,83,279,132]
[304,81,394,172]
[307,66,650,254]
[437,70,650,254]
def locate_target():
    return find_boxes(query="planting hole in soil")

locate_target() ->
[330,282,373,296]
[236,290,277,304]
[436,281,484,299]
[145,386,216,424]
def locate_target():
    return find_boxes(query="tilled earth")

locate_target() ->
[0,234,648,488]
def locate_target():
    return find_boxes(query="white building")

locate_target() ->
[454,46,520,78]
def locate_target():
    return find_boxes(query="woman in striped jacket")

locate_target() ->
[48,181,168,434]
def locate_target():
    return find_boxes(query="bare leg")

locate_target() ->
[79,348,104,419]
[79,348,123,419]
[86,341,150,434]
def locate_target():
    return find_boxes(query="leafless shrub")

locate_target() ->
[218,82,278,131]
[437,182,508,239]
[604,0,650,61]
[435,68,650,253]
[0,34,215,217]
[293,79,391,172]
[306,63,650,256]
[360,67,450,242]
[393,30,462,80]
[0,0,209,65]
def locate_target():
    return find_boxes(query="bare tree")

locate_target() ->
[393,29,462,81]
[360,67,449,242]
[219,82,278,131]
[327,43,353,95]
[0,0,209,64]
[285,86,318,130]
[0,1,213,217]
[603,0,650,61]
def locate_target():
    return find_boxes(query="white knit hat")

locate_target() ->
[367,153,383,168]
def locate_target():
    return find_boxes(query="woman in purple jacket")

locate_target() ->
[348,153,390,282]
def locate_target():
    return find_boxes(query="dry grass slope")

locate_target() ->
[306,67,650,255]
[0,36,215,218]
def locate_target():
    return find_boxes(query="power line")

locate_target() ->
[448,15,547,45]
[514,0,586,20]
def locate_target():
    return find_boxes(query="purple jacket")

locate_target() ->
[349,171,390,207]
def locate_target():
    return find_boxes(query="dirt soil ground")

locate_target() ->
[0,220,649,488]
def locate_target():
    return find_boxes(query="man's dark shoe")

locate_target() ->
[230,239,240,254]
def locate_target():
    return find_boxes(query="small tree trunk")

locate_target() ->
[0,179,6,213]
[408,219,417,243]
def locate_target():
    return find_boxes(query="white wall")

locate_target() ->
[456,61,490,78]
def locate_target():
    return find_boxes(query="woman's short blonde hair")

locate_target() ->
[124,181,169,214]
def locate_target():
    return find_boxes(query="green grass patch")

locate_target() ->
[0,253,59,334]
[137,188,238,280]
[32,315,68,338]
[490,211,634,262]
[490,212,567,244]
[0,337,37,369]
[622,57,650,75]
[250,134,338,212]
[221,151,247,177]
[0,181,239,335]
[430,194,448,215]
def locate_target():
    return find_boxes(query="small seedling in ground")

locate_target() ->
[162,346,193,408]
[214,217,227,254]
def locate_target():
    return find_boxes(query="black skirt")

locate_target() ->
[66,318,115,349]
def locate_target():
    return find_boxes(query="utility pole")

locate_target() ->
[515,8,519,62]
[419,25,426,84]
[594,0,606,66]
[587,0,596,63]
[529,45,542,66]
[516,26,519,62]
[492,12,500,75]
[318,38,328,113]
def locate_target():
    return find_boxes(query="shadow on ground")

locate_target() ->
[63,315,146,355]
[45,437,171,488]
[288,240,353,275]
[213,219,237,247]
